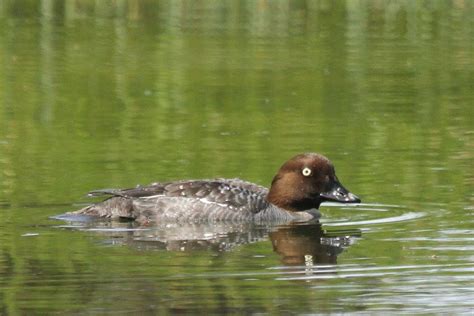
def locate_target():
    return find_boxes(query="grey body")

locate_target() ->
[73,178,319,224]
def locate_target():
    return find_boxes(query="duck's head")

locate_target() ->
[267,153,361,212]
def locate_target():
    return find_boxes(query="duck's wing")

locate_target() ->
[89,178,268,199]
[84,179,270,219]
[123,179,269,212]
[158,179,269,212]
[87,184,166,198]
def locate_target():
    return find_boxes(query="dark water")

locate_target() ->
[1,1,473,314]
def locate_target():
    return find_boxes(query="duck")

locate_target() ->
[69,153,361,224]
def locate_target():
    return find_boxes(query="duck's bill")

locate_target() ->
[320,182,361,204]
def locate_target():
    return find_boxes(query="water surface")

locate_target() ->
[0,1,473,314]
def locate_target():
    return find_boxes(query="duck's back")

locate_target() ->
[74,178,280,223]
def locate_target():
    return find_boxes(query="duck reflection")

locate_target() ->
[55,216,360,265]
[269,223,359,265]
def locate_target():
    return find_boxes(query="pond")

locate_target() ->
[0,1,473,314]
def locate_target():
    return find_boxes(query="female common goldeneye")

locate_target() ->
[70,153,360,223]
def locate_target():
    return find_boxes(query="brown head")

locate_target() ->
[266,153,361,212]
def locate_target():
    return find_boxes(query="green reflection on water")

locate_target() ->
[0,0,473,314]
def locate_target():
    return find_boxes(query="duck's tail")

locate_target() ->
[69,196,135,219]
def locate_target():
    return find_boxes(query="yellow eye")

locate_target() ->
[302,167,312,177]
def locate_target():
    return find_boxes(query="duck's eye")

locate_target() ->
[302,167,312,177]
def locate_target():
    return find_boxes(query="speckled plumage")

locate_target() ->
[74,178,315,223]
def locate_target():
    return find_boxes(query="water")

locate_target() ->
[1,1,473,314]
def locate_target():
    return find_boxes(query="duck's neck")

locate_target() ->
[267,189,321,212]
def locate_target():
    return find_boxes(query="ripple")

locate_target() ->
[296,263,474,314]
[325,211,425,227]
[274,263,472,281]
[323,202,407,210]
[319,202,433,231]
